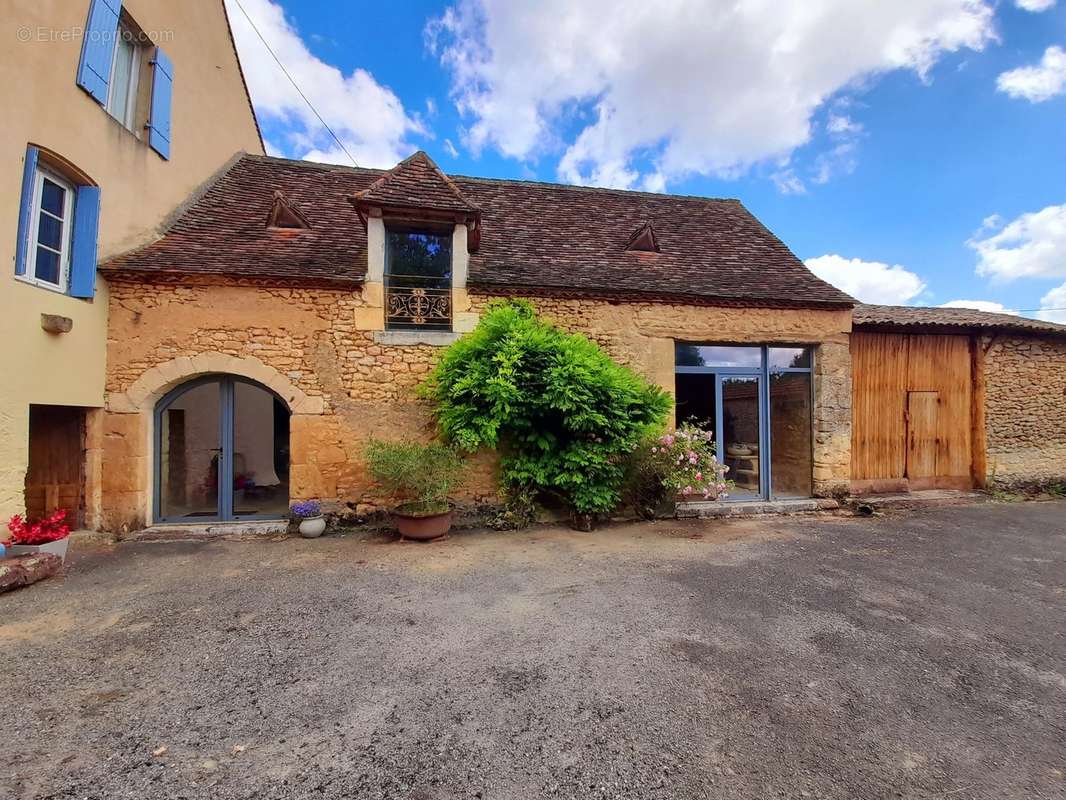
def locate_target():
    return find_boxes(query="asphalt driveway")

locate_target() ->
[1,501,1064,799]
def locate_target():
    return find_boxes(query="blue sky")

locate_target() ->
[226,0,1066,320]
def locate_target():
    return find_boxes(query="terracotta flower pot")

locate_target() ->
[393,503,453,540]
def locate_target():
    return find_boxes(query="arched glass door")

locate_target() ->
[155,376,290,523]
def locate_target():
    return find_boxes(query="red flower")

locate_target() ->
[7,510,70,545]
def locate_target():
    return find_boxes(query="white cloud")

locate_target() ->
[1015,0,1056,11]
[771,169,807,195]
[996,46,1066,102]
[969,203,1066,280]
[805,254,927,304]
[1038,283,1066,323]
[226,0,421,167]
[939,299,1018,314]
[443,138,460,158]
[427,0,996,189]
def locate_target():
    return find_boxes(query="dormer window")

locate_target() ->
[384,227,452,330]
[266,191,311,230]
[626,221,661,253]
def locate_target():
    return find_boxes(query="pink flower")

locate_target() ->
[682,485,693,495]
[651,446,658,453]
[695,471,703,481]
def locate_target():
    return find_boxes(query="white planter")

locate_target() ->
[8,537,70,563]
[298,516,326,538]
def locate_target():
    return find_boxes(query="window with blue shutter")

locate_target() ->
[147,47,173,159]
[14,147,39,276]
[69,187,101,299]
[76,0,121,104]
[14,146,100,299]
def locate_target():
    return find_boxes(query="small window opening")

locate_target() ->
[625,221,660,253]
[266,191,312,230]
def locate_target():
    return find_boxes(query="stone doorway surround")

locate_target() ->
[98,352,324,531]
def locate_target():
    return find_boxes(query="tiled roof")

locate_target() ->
[854,304,1066,337]
[351,151,479,215]
[103,153,854,306]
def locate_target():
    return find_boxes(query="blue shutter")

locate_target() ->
[76,0,121,104]
[69,186,101,299]
[147,47,173,159]
[14,147,39,277]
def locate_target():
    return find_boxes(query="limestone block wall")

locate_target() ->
[983,334,1066,488]
[99,277,853,530]
[472,294,854,497]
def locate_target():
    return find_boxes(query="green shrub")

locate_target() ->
[365,439,466,516]
[421,299,671,515]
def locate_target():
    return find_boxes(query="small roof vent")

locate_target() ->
[266,190,311,230]
[625,221,660,253]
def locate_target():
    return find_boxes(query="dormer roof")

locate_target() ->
[625,221,660,253]
[266,190,311,230]
[349,150,479,217]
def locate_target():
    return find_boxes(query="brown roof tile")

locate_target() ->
[103,154,854,306]
[853,304,1066,337]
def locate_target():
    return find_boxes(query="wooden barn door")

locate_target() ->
[905,391,939,485]
[851,333,976,493]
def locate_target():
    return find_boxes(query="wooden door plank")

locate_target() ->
[906,390,939,479]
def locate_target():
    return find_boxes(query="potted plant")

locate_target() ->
[365,439,466,540]
[631,422,732,517]
[6,510,72,562]
[291,500,326,538]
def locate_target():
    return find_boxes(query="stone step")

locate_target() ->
[677,498,840,518]
[126,520,289,541]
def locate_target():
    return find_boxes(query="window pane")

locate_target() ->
[770,372,812,497]
[41,179,65,217]
[160,382,221,520]
[109,37,135,123]
[675,372,717,430]
[34,247,61,284]
[769,347,811,369]
[675,344,761,368]
[386,231,452,281]
[37,213,63,251]
[231,382,290,518]
[722,376,761,499]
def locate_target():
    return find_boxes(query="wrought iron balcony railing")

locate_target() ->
[385,274,452,330]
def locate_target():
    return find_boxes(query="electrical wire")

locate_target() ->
[231,0,359,167]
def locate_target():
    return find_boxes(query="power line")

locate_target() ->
[231,0,359,167]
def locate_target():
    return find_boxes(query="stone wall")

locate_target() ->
[98,277,853,530]
[983,334,1066,488]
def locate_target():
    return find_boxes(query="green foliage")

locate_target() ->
[421,299,672,514]
[365,439,466,515]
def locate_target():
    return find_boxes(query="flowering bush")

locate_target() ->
[421,300,671,516]
[7,510,70,545]
[290,500,321,519]
[648,423,731,500]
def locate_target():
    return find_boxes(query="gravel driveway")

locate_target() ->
[2,501,1064,799]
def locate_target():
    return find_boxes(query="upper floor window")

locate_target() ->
[384,228,453,330]
[77,0,173,159]
[105,21,142,130]
[15,147,100,299]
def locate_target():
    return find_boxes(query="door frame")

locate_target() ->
[153,374,288,524]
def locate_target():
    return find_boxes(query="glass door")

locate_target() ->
[719,375,763,499]
[158,380,222,520]
[156,377,290,523]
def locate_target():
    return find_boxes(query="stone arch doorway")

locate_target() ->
[154,375,290,523]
